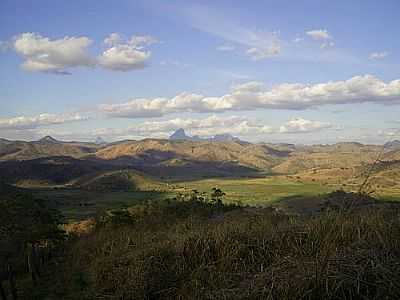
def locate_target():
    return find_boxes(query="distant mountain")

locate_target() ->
[0,138,100,161]
[95,136,107,145]
[37,136,60,144]
[385,140,400,151]
[169,129,243,143]
[1,135,399,184]
[169,128,190,140]
[213,133,241,142]
[95,138,288,173]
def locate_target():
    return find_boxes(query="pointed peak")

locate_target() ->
[38,136,59,143]
[95,136,107,145]
[169,128,190,140]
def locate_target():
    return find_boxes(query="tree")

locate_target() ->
[0,192,65,288]
[210,188,225,206]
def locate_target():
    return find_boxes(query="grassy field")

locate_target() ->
[32,188,174,221]
[29,176,400,221]
[28,177,336,221]
[174,176,339,206]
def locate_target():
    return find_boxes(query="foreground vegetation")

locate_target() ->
[21,190,400,300]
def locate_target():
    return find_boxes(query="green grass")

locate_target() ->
[27,176,400,222]
[175,176,338,206]
[32,188,174,221]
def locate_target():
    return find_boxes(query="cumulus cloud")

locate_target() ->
[87,115,332,141]
[369,51,389,60]
[13,33,95,74]
[103,33,122,47]
[98,33,157,71]
[91,115,274,140]
[306,29,332,41]
[100,75,400,118]
[279,118,331,133]
[0,113,88,130]
[7,32,157,73]
[3,114,332,141]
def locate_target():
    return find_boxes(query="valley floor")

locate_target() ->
[27,175,400,221]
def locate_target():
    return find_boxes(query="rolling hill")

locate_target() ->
[74,170,167,192]
[0,136,399,187]
[0,136,102,161]
[94,139,288,170]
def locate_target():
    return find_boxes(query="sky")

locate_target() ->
[0,0,399,144]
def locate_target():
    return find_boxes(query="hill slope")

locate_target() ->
[0,137,102,161]
[74,170,167,191]
[95,139,288,170]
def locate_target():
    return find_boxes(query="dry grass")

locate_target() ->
[48,194,400,300]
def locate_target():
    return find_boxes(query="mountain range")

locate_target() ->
[0,135,399,190]
[169,128,244,143]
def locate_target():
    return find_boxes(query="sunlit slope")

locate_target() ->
[95,139,289,170]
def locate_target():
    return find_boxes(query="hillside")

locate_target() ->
[28,194,400,300]
[0,137,102,161]
[272,143,382,174]
[95,139,288,170]
[0,156,115,185]
[74,170,167,191]
[0,137,399,185]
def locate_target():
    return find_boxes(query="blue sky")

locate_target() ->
[0,0,399,144]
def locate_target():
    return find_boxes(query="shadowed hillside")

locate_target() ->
[74,170,167,191]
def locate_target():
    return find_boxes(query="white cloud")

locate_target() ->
[13,33,95,74]
[0,113,88,130]
[216,45,235,51]
[246,42,281,60]
[306,29,332,41]
[103,33,122,47]
[128,35,158,48]
[7,32,158,73]
[279,118,331,133]
[98,33,157,71]
[306,29,334,50]
[2,114,333,142]
[378,129,400,138]
[92,115,274,140]
[369,51,389,60]
[100,75,400,118]
[181,5,281,60]
[98,45,150,71]
[84,115,331,141]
